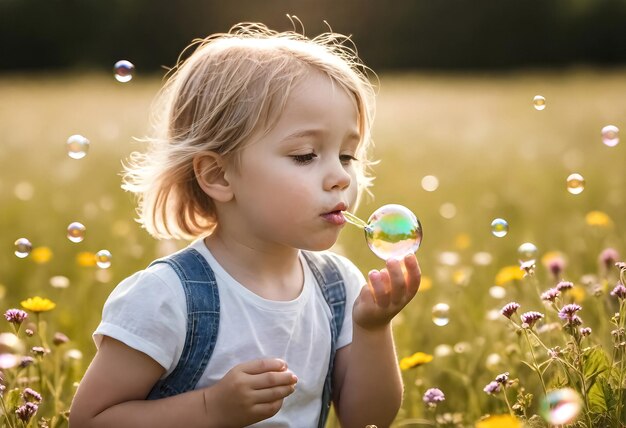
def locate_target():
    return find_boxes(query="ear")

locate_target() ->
[193,151,233,202]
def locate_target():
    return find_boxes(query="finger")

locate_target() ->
[386,257,406,305]
[249,370,298,390]
[252,383,297,404]
[369,269,390,307]
[240,358,287,375]
[404,253,421,298]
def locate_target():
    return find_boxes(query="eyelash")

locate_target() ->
[290,154,358,165]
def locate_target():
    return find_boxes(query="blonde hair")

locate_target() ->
[123,22,377,240]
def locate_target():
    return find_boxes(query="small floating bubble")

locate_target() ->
[432,303,450,326]
[14,238,32,258]
[491,218,509,237]
[95,249,112,269]
[601,125,619,147]
[66,222,86,243]
[114,60,135,83]
[66,135,90,159]
[540,388,582,425]
[533,95,546,111]
[566,173,585,195]
[518,242,538,262]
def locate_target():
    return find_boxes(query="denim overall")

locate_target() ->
[146,247,346,428]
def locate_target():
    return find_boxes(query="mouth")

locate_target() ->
[321,203,348,226]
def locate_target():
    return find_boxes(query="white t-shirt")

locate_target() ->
[94,239,365,427]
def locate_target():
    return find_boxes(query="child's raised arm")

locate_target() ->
[69,336,298,427]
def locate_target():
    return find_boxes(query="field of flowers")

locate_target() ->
[0,69,625,427]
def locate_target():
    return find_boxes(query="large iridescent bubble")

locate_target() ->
[540,388,582,424]
[344,204,422,260]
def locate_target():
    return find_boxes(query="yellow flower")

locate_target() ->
[21,296,56,313]
[475,414,521,428]
[454,233,471,250]
[399,352,433,370]
[570,285,586,303]
[76,251,96,267]
[31,246,53,264]
[585,210,613,228]
[419,275,432,292]
[495,265,525,286]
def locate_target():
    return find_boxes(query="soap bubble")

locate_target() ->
[14,238,32,258]
[66,135,90,159]
[114,60,135,83]
[66,222,86,243]
[491,218,509,237]
[601,125,619,147]
[518,242,538,262]
[364,204,422,260]
[432,303,450,326]
[533,95,546,111]
[540,388,582,425]
[566,173,585,195]
[95,249,112,269]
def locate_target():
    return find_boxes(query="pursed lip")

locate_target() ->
[320,202,348,225]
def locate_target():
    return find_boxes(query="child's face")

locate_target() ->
[224,71,360,251]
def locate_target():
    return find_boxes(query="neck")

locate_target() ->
[203,228,303,301]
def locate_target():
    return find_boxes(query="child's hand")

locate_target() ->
[207,358,297,426]
[352,253,421,331]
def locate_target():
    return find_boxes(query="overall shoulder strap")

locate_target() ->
[147,247,220,399]
[301,251,347,428]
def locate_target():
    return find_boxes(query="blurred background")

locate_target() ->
[1,1,626,425]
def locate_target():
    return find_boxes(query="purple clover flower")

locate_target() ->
[611,283,626,299]
[495,372,509,384]
[15,402,38,422]
[19,356,35,368]
[423,388,445,406]
[600,248,620,271]
[547,257,566,280]
[4,309,28,325]
[581,327,592,337]
[501,302,520,319]
[483,381,501,394]
[556,281,574,291]
[558,304,582,320]
[22,388,42,403]
[541,288,560,302]
[520,311,544,328]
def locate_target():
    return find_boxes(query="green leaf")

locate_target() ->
[583,347,610,391]
[5,387,21,410]
[587,375,611,413]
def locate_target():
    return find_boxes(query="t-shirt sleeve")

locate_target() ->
[93,266,187,374]
[331,253,366,350]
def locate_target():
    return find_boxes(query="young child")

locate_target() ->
[70,22,421,428]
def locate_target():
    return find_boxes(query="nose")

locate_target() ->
[323,158,352,191]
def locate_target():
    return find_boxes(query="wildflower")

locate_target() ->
[15,402,38,423]
[558,304,582,321]
[31,346,49,357]
[600,248,620,270]
[76,251,97,267]
[475,414,521,428]
[19,356,35,368]
[483,381,501,394]
[501,302,520,319]
[399,352,433,370]
[556,281,573,292]
[495,372,509,384]
[24,328,34,337]
[20,296,56,313]
[542,251,567,280]
[581,327,592,337]
[4,309,28,325]
[53,332,70,346]
[519,259,536,276]
[585,210,613,227]
[611,283,626,299]
[520,311,544,328]
[548,347,562,358]
[31,246,53,264]
[569,315,583,326]
[540,288,560,302]
[22,387,42,403]
[495,266,525,286]
[423,388,445,406]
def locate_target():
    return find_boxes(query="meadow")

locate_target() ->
[0,69,624,427]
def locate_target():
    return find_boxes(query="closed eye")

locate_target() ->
[291,153,317,165]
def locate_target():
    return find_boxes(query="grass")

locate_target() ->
[0,68,624,426]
